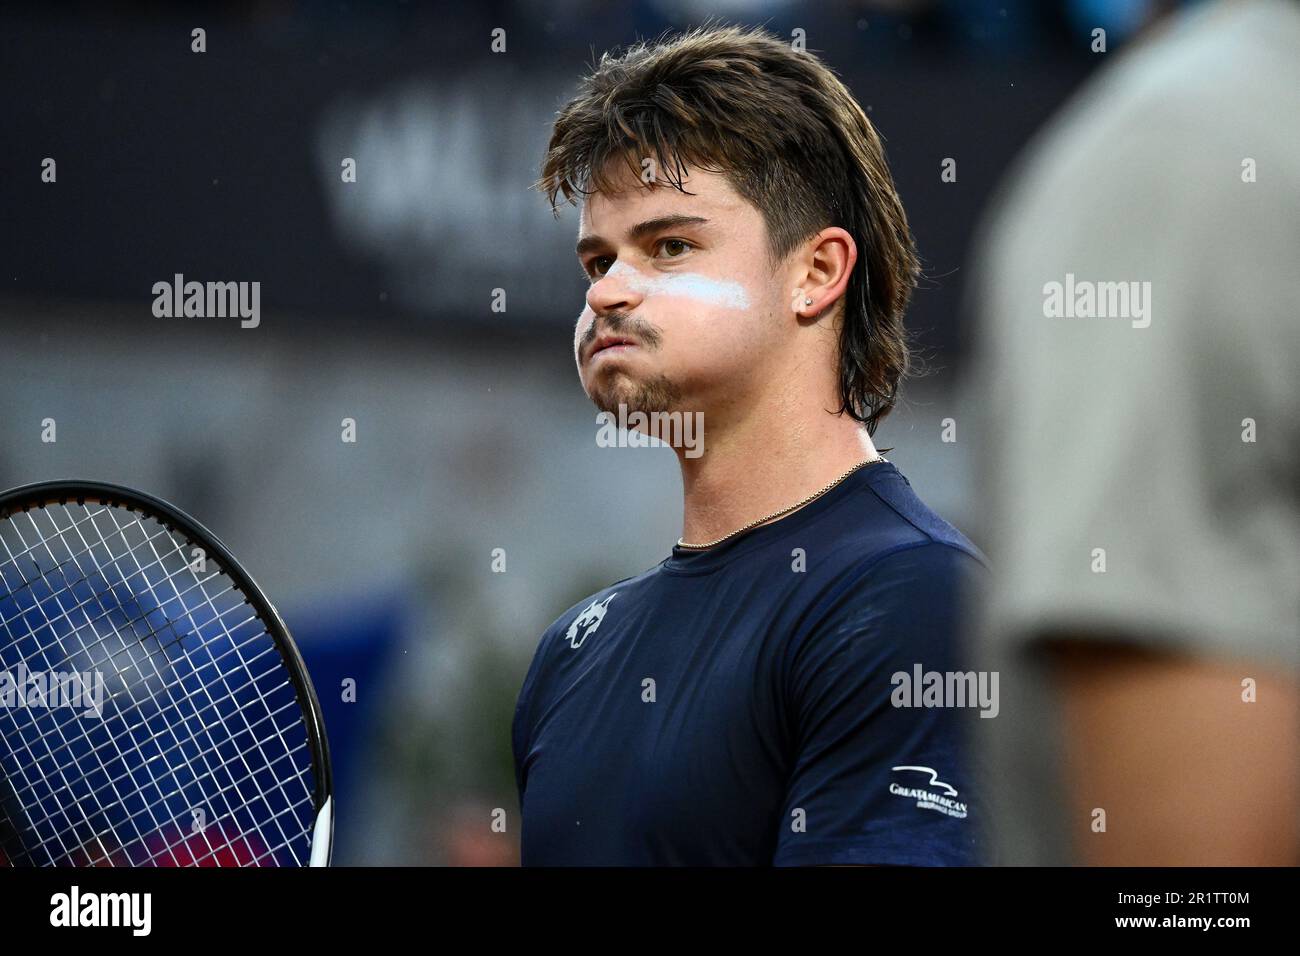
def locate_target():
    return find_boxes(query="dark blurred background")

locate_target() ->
[0,0,1183,864]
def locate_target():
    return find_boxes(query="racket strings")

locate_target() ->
[0,500,319,866]
[10,634,282,811]
[0,589,287,838]
[9,664,308,859]
[1,505,223,864]
[0,504,312,868]
[0,511,216,868]
[3,606,268,782]
[0,507,178,638]
[77,503,306,862]
[74,501,314,866]
[0,507,196,865]
[2,582,312,868]
[0,504,254,692]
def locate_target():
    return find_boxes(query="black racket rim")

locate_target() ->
[0,478,334,866]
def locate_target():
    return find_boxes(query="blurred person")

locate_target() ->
[433,800,520,867]
[511,24,990,866]
[969,0,1299,865]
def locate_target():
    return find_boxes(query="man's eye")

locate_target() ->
[586,256,613,278]
[658,239,692,258]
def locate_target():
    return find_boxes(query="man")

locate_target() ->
[512,24,989,866]
[969,0,1299,865]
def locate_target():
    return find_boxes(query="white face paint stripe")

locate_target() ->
[605,260,751,309]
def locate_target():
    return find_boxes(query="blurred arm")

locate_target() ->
[1045,639,1299,866]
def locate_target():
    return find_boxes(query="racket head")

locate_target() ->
[0,479,332,867]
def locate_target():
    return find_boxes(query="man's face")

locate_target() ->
[573,164,788,421]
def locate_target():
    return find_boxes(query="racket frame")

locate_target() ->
[0,479,334,867]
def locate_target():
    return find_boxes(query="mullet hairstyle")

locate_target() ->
[534,22,921,434]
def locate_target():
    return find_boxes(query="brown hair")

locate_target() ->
[535,22,920,434]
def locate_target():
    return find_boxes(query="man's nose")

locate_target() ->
[585,264,643,316]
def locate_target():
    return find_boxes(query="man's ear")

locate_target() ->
[791,226,857,319]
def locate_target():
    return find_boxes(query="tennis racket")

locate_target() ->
[0,480,332,867]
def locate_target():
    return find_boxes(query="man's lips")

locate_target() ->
[588,335,639,362]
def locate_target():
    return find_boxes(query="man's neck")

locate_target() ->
[674,400,881,546]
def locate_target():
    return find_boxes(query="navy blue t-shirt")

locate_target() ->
[512,460,990,866]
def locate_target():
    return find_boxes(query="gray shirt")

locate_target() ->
[967,0,1300,864]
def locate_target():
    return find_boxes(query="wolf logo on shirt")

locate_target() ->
[565,593,618,649]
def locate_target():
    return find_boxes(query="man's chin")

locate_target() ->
[588,374,683,418]
[591,396,672,418]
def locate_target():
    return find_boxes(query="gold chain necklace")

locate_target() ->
[675,456,886,551]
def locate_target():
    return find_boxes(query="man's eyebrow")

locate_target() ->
[575,215,711,258]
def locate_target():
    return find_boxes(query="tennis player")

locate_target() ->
[512,24,989,866]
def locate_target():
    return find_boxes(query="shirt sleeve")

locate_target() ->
[773,541,990,866]
[510,681,532,807]
[511,622,556,807]
[969,60,1300,669]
